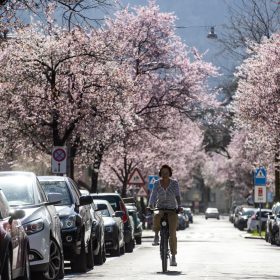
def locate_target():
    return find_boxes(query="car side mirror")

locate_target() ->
[113,211,124,218]
[79,195,93,206]
[8,209,25,224]
[47,193,63,205]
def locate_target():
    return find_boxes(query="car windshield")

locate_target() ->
[40,181,72,205]
[0,174,35,206]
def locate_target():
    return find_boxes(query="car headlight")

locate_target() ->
[23,219,44,235]
[105,226,113,232]
[61,216,76,229]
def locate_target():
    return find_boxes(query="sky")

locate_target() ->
[119,0,237,85]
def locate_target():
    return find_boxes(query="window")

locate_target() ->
[0,174,35,206]
[40,181,72,205]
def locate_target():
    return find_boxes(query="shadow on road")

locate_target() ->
[156,270,184,276]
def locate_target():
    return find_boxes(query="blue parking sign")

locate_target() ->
[148,175,159,190]
[254,167,267,186]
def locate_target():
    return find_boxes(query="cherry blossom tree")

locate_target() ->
[99,112,206,197]
[0,1,218,186]
[233,34,280,200]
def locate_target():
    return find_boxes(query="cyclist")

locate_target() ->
[147,164,182,267]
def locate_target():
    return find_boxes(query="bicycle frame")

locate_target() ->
[160,212,169,273]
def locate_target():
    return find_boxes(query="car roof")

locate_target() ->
[93,199,111,205]
[91,192,121,197]
[125,205,137,211]
[0,171,36,177]
[38,176,67,182]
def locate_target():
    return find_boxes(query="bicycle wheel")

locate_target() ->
[160,229,168,273]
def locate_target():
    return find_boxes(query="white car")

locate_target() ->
[0,171,64,280]
[205,208,220,219]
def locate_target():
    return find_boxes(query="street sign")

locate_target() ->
[254,167,267,186]
[254,186,267,203]
[137,186,148,197]
[148,175,159,190]
[128,168,145,185]
[52,146,67,174]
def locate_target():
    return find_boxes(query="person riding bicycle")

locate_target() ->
[147,164,182,267]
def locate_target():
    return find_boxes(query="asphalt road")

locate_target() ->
[64,215,280,280]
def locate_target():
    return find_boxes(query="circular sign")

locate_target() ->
[52,148,66,162]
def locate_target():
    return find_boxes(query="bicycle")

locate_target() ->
[149,208,178,273]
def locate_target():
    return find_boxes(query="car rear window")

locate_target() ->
[91,195,120,211]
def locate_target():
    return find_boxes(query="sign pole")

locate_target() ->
[259,203,262,237]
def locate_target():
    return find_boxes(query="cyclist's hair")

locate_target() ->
[159,165,172,177]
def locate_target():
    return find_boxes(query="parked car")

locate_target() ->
[38,176,94,272]
[145,212,153,229]
[229,205,237,223]
[183,208,193,224]
[0,189,30,280]
[0,171,64,280]
[177,213,187,230]
[94,199,125,256]
[234,206,256,230]
[90,193,134,253]
[80,190,106,265]
[265,202,280,244]
[125,205,143,245]
[247,209,272,232]
[205,208,220,219]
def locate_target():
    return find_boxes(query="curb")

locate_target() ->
[242,234,265,240]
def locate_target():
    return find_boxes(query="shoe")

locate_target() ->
[170,256,177,266]
[152,235,159,246]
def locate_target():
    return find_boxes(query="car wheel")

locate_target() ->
[71,237,87,273]
[2,250,12,280]
[19,244,31,280]
[94,244,104,265]
[44,238,63,280]
[112,240,120,257]
[135,237,142,245]
[120,243,125,255]
[125,238,134,253]
[86,238,94,269]
[102,244,106,263]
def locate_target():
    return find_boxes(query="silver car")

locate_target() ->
[247,209,272,232]
[0,171,64,280]
[205,208,220,219]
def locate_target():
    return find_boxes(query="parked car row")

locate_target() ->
[0,171,144,280]
[265,202,280,245]
[229,204,273,233]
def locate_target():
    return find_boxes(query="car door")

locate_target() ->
[0,191,22,272]
[68,179,92,243]
[36,179,61,243]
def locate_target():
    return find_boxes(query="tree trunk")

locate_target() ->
[274,152,280,202]
[90,151,104,193]
[121,178,128,198]
[68,146,77,179]
[90,168,99,193]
